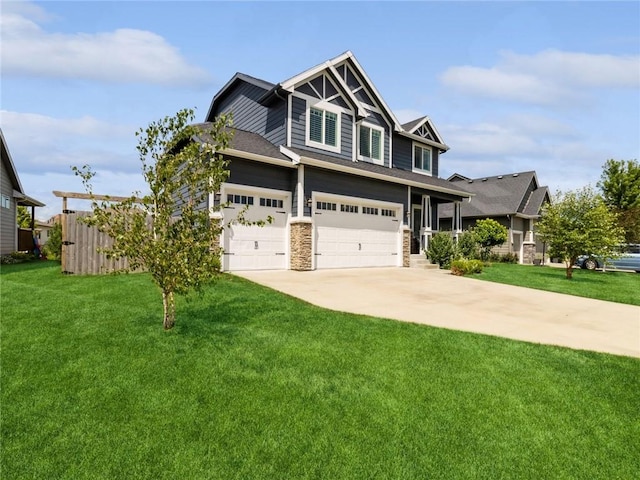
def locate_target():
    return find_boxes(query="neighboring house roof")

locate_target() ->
[440,171,549,219]
[0,129,44,207]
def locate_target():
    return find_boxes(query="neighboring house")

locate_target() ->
[439,171,550,264]
[1,129,45,255]
[196,51,472,271]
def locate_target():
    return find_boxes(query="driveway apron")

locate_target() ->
[236,267,640,358]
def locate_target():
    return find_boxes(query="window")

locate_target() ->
[381,209,396,217]
[359,124,383,162]
[308,106,339,150]
[316,201,337,211]
[227,194,254,205]
[1,195,10,209]
[259,198,283,208]
[340,204,359,213]
[413,144,432,174]
[362,206,379,215]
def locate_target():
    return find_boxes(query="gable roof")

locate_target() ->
[400,116,448,150]
[439,171,548,219]
[206,73,276,121]
[1,129,44,207]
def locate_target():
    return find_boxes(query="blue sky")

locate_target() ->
[2,0,639,219]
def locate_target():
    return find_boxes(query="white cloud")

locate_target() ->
[1,110,139,175]
[440,49,640,105]
[0,3,211,86]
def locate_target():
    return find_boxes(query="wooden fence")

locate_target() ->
[62,211,150,275]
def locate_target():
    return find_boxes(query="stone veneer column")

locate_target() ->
[402,226,411,267]
[290,220,313,271]
[522,242,536,265]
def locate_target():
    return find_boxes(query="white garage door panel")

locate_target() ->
[223,191,289,271]
[314,200,401,269]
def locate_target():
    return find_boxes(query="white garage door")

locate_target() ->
[314,196,401,269]
[222,187,290,271]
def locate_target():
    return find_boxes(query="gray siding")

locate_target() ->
[0,160,16,255]
[290,96,353,161]
[215,82,286,146]
[303,167,407,217]
[392,134,439,177]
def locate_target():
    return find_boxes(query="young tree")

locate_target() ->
[597,159,640,243]
[75,108,233,330]
[473,218,508,260]
[43,222,62,261]
[17,206,32,228]
[537,186,624,279]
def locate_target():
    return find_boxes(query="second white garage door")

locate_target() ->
[314,195,402,269]
[222,186,290,271]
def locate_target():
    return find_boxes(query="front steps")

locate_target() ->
[409,254,438,269]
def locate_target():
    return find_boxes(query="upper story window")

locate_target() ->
[413,144,432,175]
[358,124,383,164]
[307,106,340,153]
[1,195,12,209]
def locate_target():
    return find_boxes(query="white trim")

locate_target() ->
[312,191,403,211]
[296,165,305,219]
[356,121,384,165]
[279,145,300,164]
[222,148,297,169]
[399,131,449,152]
[286,96,292,147]
[412,142,433,176]
[305,102,342,154]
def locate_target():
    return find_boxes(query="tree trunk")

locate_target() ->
[565,263,573,280]
[162,290,175,330]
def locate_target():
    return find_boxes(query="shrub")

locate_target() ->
[426,232,455,268]
[500,252,519,263]
[474,219,508,260]
[450,259,484,276]
[43,222,62,261]
[456,230,479,260]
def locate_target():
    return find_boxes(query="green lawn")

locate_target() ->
[474,263,640,305]
[2,262,639,479]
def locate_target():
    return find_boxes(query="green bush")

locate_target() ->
[450,259,484,276]
[43,223,62,261]
[426,232,455,268]
[456,230,479,259]
[500,252,519,263]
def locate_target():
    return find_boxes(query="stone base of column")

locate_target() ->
[290,220,313,271]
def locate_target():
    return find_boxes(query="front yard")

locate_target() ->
[1,262,639,479]
[474,263,640,305]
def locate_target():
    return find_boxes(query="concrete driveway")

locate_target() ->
[236,267,640,358]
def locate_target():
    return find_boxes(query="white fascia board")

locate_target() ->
[515,212,541,220]
[222,148,298,169]
[326,65,368,119]
[423,117,447,147]
[345,54,403,131]
[298,155,473,199]
[398,131,449,152]
[280,61,333,92]
[279,145,301,164]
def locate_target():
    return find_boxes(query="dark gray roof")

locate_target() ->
[522,186,550,216]
[440,171,548,218]
[193,125,289,161]
[401,117,426,132]
[288,147,470,200]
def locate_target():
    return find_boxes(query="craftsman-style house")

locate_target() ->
[198,51,472,271]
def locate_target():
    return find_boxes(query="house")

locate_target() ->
[197,51,473,271]
[438,171,550,264]
[1,129,45,256]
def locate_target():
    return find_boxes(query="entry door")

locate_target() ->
[411,205,422,254]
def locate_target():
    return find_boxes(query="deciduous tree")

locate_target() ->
[17,206,31,228]
[537,186,624,279]
[473,218,508,260]
[597,159,640,243]
[75,108,233,330]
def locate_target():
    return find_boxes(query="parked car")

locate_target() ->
[575,244,640,272]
